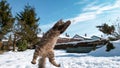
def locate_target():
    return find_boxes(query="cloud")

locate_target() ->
[84,0,98,8]
[40,22,55,32]
[69,0,120,24]
[74,0,89,5]
[75,0,98,6]
[69,12,96,24]
[83,4,104,11]
[66,1,98,24]
[40,0,120,35]
[84,0,120,14]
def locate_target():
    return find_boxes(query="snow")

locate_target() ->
[37,34,43,38]
[89,40,120,57]
[0,40,120,68]
[2,39,8,42]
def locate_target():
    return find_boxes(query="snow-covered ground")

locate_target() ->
[89,40,120,57]
[0,40,120,68]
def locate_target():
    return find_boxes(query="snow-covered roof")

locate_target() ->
[73,34,91,40]
[73,34,82,39]
[59,35,72,39]
[37,34,72,39]
[91,35,102,40]
[56,39,100,45]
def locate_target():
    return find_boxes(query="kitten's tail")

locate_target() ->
[38,57,46,68]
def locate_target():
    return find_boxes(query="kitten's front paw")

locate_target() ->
[31,61,36,64]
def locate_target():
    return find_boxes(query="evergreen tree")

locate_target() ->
[96,23,115,35]
[17,39,28,51]
[16,4,40,48]
[0,0,14,41]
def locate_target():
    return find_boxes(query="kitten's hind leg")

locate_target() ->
[48,51,60,67]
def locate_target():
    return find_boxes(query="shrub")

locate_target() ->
[17,40,28,51]
[106,42,115,52]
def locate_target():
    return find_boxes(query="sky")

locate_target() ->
[7,0,120,37]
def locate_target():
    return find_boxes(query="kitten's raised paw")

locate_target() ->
[31,61,36,64]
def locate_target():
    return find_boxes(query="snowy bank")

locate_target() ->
[89,40,120,57]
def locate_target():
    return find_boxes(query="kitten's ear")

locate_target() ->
[59,20,71,34]
[52,19,63,29]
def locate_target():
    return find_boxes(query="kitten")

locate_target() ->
[31,19,71,68]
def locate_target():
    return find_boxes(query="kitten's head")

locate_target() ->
[52,19,71,34]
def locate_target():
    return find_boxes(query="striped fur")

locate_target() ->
[31,19,71,68]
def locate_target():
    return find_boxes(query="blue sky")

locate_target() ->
[7,0,120,37]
